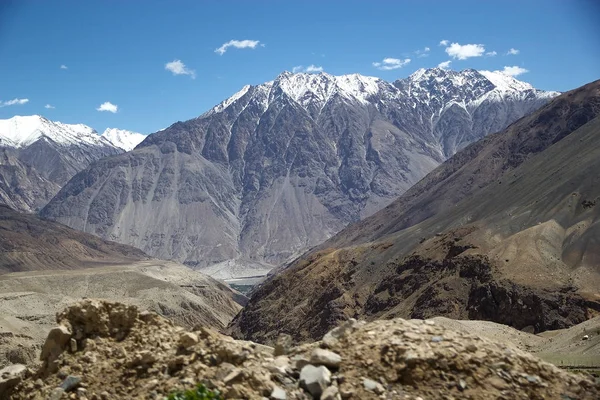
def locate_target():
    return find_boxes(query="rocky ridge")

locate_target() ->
[0,116,123,212]
[3,299,599,399]
[228,80,600,343]
[41,69,558,278]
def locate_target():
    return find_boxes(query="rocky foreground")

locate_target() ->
[1,300,598,400]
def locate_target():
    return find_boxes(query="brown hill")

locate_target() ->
[229,80,600,344]
[0,205,149,274]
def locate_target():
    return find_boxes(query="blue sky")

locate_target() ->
[0,0,598,134]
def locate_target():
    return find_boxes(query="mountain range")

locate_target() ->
[39,68,559,279]
[0,115,144,212]
[228,80,600,344]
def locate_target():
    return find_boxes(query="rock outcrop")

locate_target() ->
[6,300,599,399]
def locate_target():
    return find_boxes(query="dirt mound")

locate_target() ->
[4,300,599,399]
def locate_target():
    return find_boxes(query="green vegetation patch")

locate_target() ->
[166,383,222,400]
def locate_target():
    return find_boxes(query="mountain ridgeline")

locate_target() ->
[0,116,145,212]
[228,80,600,344]
[41,68,558,278]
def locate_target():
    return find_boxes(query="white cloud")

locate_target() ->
[506,48,520,55]
[305,65,323,73]
[437,60,452,70]
[292,65,324,73]
[486,51,497,57]
[372,57,411,70]
[0,98,29,108]
[215,39,262,55]
[445,42,486,60]
[60,65,68,69]
[96,101,118,113]
[44,104,55,109]
[498,65,529,76]
[439,40,449,46]
[415,47,431,58]
[165,59,196,79]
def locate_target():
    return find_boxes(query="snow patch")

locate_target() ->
[0,115,113,148]
[102,128,146,151]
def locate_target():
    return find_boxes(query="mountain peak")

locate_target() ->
[101,128,146,151]
[0,115,128,149]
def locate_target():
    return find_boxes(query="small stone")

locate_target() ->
[363,378,384,394]
[458,379,467,391]
[70,338,78,353]
[488,376,509,390]
[49,387,65,400]
[133,350,157,367]
[0,364,26,398]
[299,365,331,397]
[77,387,88,396]
[178,332,199,349]
[310,349,342,369]
[100,391,110,400]
[465,344,477,353]
[424,320,436,325]
[322,385,340,400]
[274,334,293,356]
[339,387,354,399]
[40,325,72,366]
[60,375,82,392]
[322,319,358,348]
[292,355,310,371]
[223,368,243,385]
[403,331,422,341]
[268,356,291,375]
[270,385,287,400]
[431,336,444,343]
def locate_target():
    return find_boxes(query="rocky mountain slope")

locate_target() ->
[4,299,599,399]
[101,128,146,151]
[0,116,123,212]
[0,262,245,369]
[41,69,558,279]
[228,80,600,344]
[0,204,149,274]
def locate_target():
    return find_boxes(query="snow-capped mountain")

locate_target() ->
[0,115,123,212]
[102,128,146,151]
[0,115,116,148]
[42,68,559,278]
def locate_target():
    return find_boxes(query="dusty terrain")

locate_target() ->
[3,299,598,400]
[431,317,600,367]
[0,262,245,369]
[229,81,600,344]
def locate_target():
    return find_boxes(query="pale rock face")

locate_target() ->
[0,115,123,212]
[41,69,559,278]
